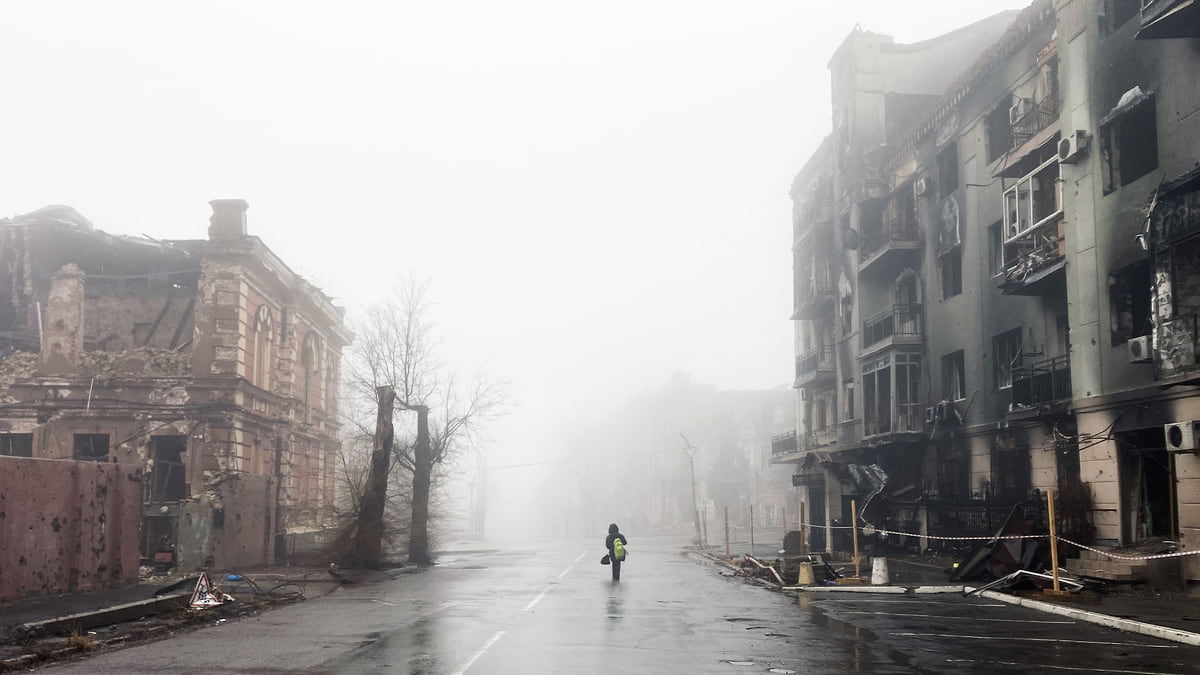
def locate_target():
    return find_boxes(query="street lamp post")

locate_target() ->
[681,434,702,547]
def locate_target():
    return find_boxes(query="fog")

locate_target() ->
[1,0,1031,547]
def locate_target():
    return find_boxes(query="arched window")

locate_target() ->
[254,306,274,390]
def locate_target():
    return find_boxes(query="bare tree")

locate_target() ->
[341,276,505,565]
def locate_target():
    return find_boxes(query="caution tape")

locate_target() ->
[794,524,1200,561]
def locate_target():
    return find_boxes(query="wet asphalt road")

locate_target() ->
[35,536,1198,674]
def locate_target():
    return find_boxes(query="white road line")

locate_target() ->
[450,630,506,675]
[842,610,1074,624]
[522,589,550,612]
[370,599,399,606]
[891,632,1177,648]
[523,553,584,612]
[824,599,1007,608]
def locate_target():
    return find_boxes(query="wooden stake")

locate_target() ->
[1047,488,1061,593]
[851,498,861,580]
[799,500,807,556]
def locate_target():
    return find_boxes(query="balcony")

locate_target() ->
[1137,0,1200,39]
[1156,313,1199,384]
[1011,96,1060,148]
[1011,355,1072,409]
[794,345,836,388]
[792,259,836,320]
[859,215,921,274]
[771,430,799,459]
[862,304,923,352]
[793,198,834,243]
[1000,155,1065,296]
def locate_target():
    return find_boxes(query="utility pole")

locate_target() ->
[681,434,702,547]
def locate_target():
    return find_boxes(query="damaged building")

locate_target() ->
[0,200,349,599]
[776,0,1200,583]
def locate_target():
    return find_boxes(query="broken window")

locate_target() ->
[844,381,856,420]
[0,433,33,457]
[988,221,1004,276]
[1109,259,1153,345]
[937,142,959,195]
[816,397,827,431]
[941,249,962,299]
[986,95,1014,163]
[990,442,1032,502]
[1101,93,1158,194]
[74,434,110,461]
[1100,0,1140,35]
[150,436,188,502]
[942,351,966,401]
[993,328,1024,390]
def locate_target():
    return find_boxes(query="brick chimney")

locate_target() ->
[208,199,249,239]
[37,264,86,375]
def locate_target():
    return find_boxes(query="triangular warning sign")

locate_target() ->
[189,572,224,609]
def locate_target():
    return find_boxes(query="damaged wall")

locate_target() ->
[0,457,142,602]
[178,473,275,570]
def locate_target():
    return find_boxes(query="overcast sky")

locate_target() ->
[1,1,1032,478]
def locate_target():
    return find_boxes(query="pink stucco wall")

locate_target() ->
[0,457,142,602]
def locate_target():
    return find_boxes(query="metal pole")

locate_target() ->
[1047,489,1061,593]
[682,435,702,547]
[724,507,730,557]
[851,499,861,579]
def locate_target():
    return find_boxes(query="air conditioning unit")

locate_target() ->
[915,176,930,198]
[1009,98,1032,126]
[799,388,809,401]
[1164,421,1200,452]
[1058,130,1089,163]
[1128,335,1153,363]
[924,406,936,424]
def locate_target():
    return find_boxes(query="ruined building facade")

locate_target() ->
[776,0,1200,581]
[0,200,349,589]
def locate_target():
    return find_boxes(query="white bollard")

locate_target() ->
[871,557,890,585]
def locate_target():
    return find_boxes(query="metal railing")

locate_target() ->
[862,304,922,349]
[1012,96,1060,146]
[1011,355,1072,406]
[771,430,798,456]
[860,217,920,259]
[796,345,835,379]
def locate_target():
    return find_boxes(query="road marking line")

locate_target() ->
[842,610,1073,624]
[950,659,1177,674]
[558,551,585,579]
[450,630,505,675]
[891,632,1177,647]
[523,589,550,612]
[370,599,399,606]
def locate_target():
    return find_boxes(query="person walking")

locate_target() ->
[605,523,628,581]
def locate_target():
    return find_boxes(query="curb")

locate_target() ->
[785,584,965,594]
[973,589,1200,647]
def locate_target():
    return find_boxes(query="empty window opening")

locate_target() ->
[150,436,188,502]
[993,328,1024,390]
[1101,0,1140,35]
[1,433,33,457]
[941,249,963,299]
[986,95,1014,163]
[938,142,959,195]
[74,434,110,461]
[988,221,1004,276]
[1101,95,1158,194]
[943,351,966,401]
[1109,260,1153,345]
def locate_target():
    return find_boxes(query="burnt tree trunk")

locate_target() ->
[408,404,432,564]
[349,386,395,568]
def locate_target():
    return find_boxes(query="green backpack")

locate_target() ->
[613,538,626,561]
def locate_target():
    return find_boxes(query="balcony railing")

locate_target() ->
[1156,313,1198,380]
[771,430,798,456]
[862,304,923,349]
[860,218,920,260]
[1012,355,1072,407]
[1011,96,1060,147]
[796,345,835,381]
